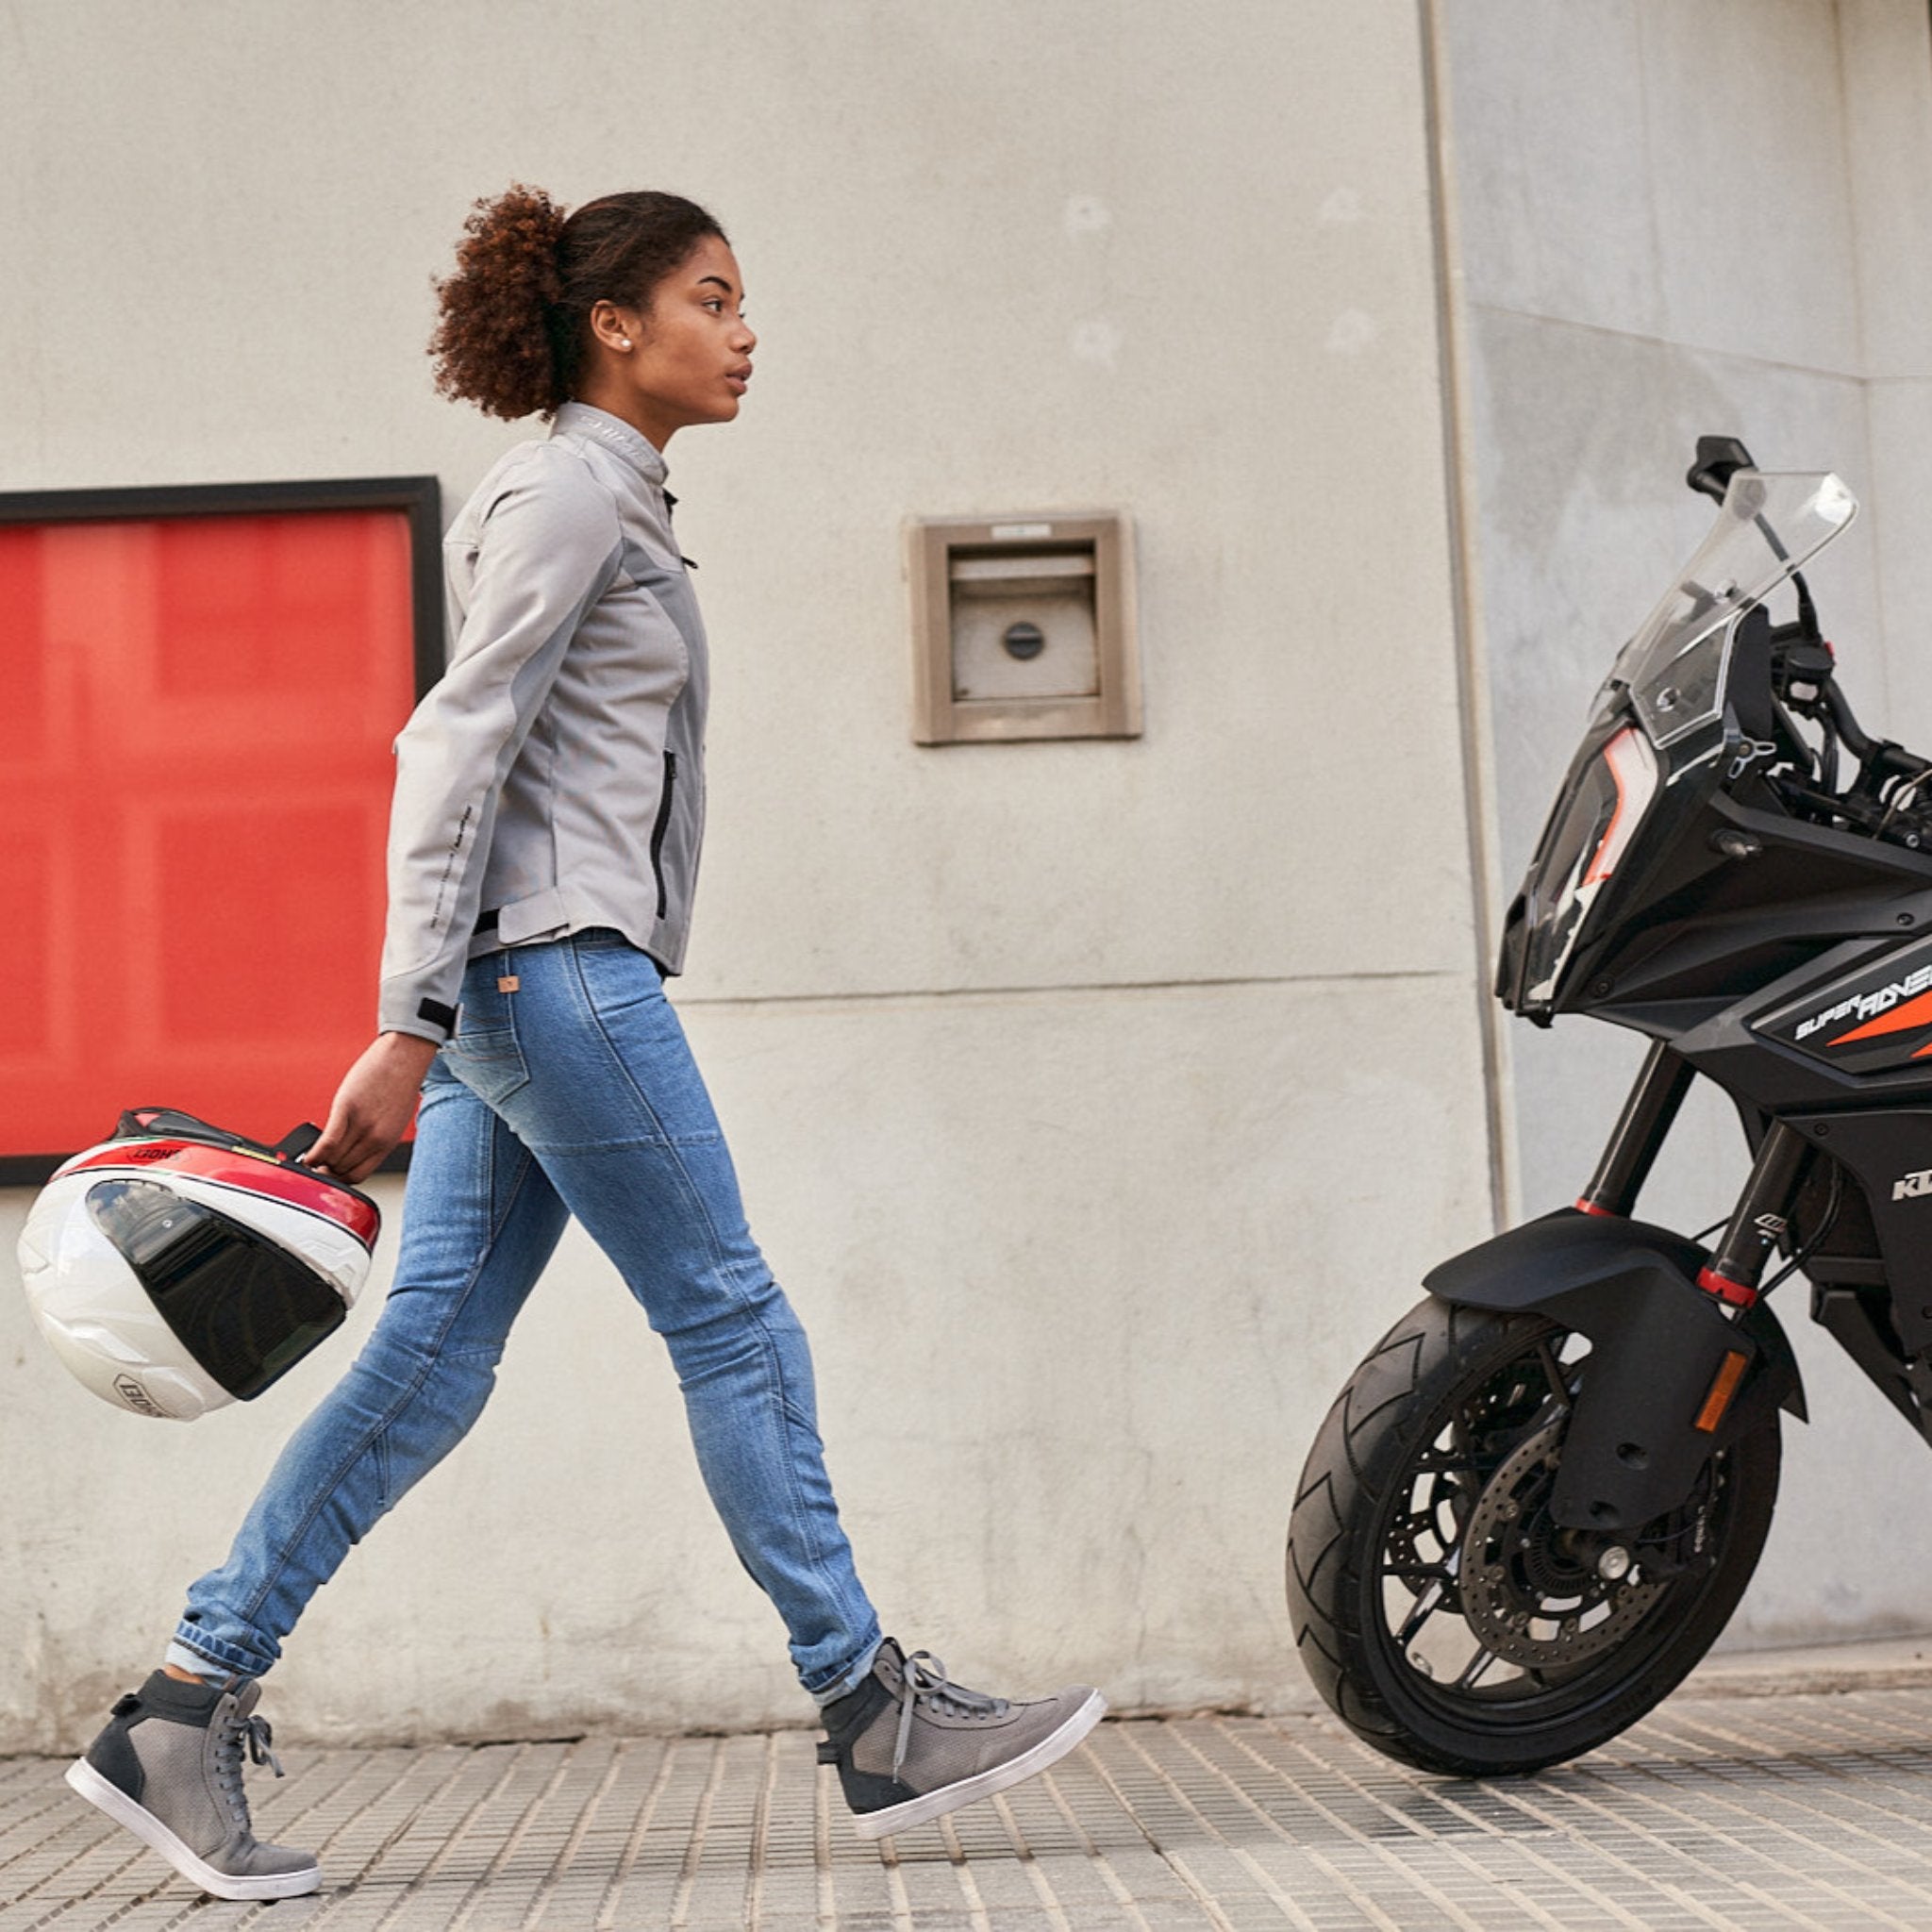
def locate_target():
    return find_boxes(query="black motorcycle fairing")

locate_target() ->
[1768,1107,1932,1357]
[1567,811,1932,1025]
[1507,757,1932,1038]
[1810,1284,1932,1441]
[1753,933,1932,1075]
[1423,1209,1804,1532]
[1496,709,1648,1014]
[1657,942,1932,1152]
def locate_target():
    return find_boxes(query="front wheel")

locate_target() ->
[1286,1297,1780,1775]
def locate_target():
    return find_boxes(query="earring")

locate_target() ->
[618,338,632,350]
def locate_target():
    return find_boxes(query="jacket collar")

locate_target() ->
[551,402,669,487]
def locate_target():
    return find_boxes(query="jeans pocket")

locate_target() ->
[445,1026,530,1109]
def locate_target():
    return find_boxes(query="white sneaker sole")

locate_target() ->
[852,1689,1108,1840]
[65,1757,322,1901]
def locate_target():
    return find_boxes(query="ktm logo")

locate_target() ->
[1893,1170,1932,1202]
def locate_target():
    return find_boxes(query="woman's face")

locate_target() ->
[604,235,756,448]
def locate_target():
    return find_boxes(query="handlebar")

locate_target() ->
[1822,682,1875,761]
[1741,625,1932,848]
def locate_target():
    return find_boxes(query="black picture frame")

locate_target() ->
[0,475,444,697]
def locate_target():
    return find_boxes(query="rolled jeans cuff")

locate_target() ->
[808,1633,883,1708]
[164,1639,240,1683]
[166,1626,261,1682]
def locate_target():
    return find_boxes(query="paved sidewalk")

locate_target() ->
[8,1681,1932,1929]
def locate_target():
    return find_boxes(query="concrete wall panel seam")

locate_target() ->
[1421,0,1518,1231]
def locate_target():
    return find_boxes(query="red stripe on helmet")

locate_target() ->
[59,1141,380,1250]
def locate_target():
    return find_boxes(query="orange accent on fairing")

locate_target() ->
[1574,1198,1618,1218]
[1833,988,1932,1044]
[1581,728,1650,889]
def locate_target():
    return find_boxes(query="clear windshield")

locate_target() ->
[1601,470,1857,745]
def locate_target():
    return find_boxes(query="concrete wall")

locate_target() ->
[1431,0,1932,1646]
[0,2,1492,1748]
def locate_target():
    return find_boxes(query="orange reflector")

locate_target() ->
[1694,1350,1751,1434]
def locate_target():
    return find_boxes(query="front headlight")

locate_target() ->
[1523,725,1660,1005]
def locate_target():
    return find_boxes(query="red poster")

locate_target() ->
[1,484,439,1174]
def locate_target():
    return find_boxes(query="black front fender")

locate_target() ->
[1424,1209,1805,1533]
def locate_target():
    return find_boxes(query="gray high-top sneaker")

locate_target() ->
[817,1638,1105,1840]
[65,1671,319,1900]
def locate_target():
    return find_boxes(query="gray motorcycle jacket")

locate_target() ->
[377,403,708,1041]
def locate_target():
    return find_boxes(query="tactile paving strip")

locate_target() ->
[8,1690,1932,1928]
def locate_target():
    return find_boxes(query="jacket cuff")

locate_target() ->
[378,987,458,1043]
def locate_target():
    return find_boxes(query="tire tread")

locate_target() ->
[1285,1296,1779,1775]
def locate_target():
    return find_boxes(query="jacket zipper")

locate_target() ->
[649,750,677,920]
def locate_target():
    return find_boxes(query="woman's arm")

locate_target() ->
[378,447,624,1042]
[309,449,624,1179]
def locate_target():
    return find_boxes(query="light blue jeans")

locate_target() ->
[169,930,882,1702]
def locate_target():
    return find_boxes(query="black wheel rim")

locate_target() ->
[1370,1322,1745,1734]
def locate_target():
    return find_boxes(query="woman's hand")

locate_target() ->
[305,1032,441,1184]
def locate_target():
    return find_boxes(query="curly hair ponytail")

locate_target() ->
[429,184,727,421]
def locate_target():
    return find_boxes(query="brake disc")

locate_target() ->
[1458,1419,1666,1668]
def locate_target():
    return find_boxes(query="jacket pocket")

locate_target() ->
[648,749,677,921]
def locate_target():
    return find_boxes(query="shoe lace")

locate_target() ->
[213,1701,285,1832]
[891,1651,1009,1780]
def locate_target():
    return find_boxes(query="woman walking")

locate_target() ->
[66,185,1104,1902]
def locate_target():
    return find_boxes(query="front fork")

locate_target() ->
[1575,1040,1696,1221]
[1575,1039,1807,1312]
[1424,1039,1807,1528]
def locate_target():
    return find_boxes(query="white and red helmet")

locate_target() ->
[16,1108,380,1421]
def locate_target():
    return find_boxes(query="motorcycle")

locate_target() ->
[1286,437,1932,1774]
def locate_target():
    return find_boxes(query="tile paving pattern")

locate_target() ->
[6,1689,1932,1929]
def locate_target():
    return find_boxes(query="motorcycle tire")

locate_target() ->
[1286,1296,1780,1776]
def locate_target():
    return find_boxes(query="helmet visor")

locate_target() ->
[85,1178,346,1400]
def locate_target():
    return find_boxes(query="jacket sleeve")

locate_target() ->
[376,453,624,1041]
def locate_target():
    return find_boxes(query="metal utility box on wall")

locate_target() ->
[908,513,1139,743]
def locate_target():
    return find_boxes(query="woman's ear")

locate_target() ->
[588,298,637,353]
